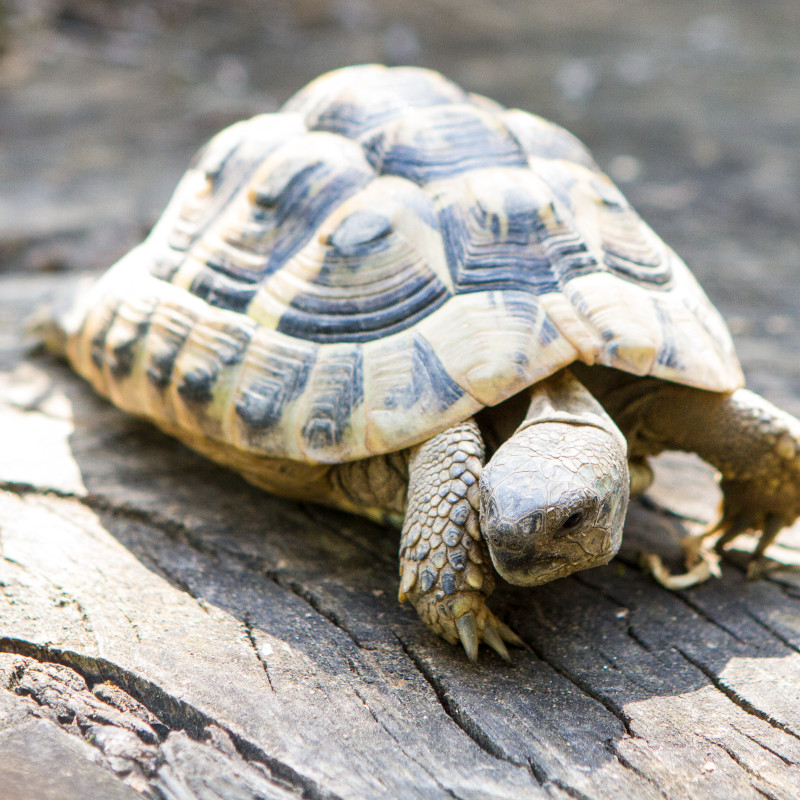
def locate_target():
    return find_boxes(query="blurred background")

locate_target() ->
[2,0,799,401]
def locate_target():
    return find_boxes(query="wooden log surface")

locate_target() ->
[2,3,800,799]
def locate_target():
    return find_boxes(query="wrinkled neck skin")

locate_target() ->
[479,369,630,586]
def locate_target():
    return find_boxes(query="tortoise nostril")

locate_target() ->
[561,511,585,531]
[487,521,525,551]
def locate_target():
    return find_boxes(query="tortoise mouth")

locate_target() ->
[488,529,618,586]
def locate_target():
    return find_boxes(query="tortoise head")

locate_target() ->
[478,420,629,586]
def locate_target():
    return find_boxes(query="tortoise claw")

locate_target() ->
[483,621,511,662]
[454,609,523,661]
[455,612,479,662]
[495,618,526,648]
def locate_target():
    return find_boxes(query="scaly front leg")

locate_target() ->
[398,419,522,661]
[597,375,800,576]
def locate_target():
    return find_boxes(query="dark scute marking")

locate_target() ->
[148,351,177,388]
[538,315,560,346]
[204,253,260,284]
[177,325,251,404]
[654,303,683,370]
[177,369,215,403]
[502,291,540,329]
[189,270,258,313]
[386,334,464,413]
[109,340,137,379]
[302,349,364,450]
[328,210,393,257]
[217,326,253,367]
[277,280,449,344]
[603,243,671,286]
[289,268,437,316]
[146,319,194,390]
[90,303,119,370]
[106,301,157,379]
[255,165,371,277]
[311,100,403,138]
[235,345,316,431]
[165,128,288,256]
[440,197,596,295]
[252,161,325,210]
[441,570,457,595]
[363,107,527,185]
[411,334,464,411]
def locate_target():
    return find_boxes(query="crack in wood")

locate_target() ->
[693,728,800,800]
[602,746,671,800]
[0,637,210,738]
[243,614,276,694]
[346,681,464,800]
[667,588,751,646]
[515,636,681,799]
[264,571,373,652]
[522,635,637,740]
[536,777,597,800]
[677,647,800,742]
[697,732,759,780]
[0,639,339,800]
[752,785,785,800]
[740,606,800,656]
[394,635,528,770]
[0,477,388,660]
[0,479,194,546]
[734,724,795,767]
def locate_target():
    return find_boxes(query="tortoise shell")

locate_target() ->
[65,64,743,464]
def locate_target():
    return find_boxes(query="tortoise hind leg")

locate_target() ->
[399,418,522,661]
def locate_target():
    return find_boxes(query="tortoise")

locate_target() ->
[41,64,800,661]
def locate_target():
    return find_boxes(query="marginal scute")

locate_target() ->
[301,345,364,457]
[231,330,317,454]
[103,295,159,381]
[65,64,744,464]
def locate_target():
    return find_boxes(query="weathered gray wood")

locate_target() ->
[3,3,800,798]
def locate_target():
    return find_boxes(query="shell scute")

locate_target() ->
[301,346,365,456]
[286,64,467,138]
[433,168,595,295]
[363,104,528,186]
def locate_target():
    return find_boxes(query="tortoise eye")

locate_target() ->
[561,511,585,531]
